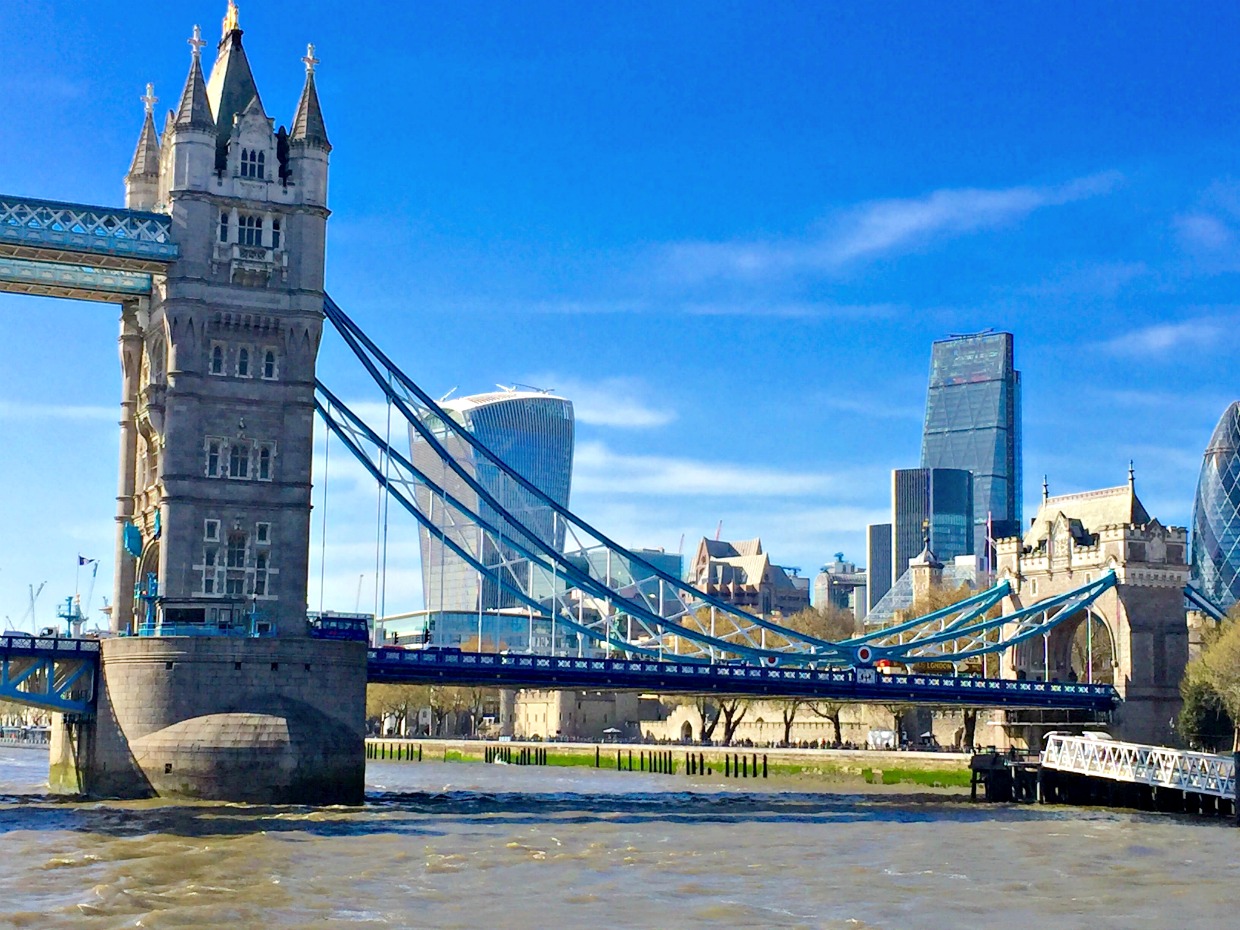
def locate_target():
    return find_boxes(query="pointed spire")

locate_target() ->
[127,84,162,180]
[222,1,240,39]
[205,10,265,170]
[1128,460,1135,489]
[1042,475,1049,503]
[175,26,215,132]
[290,43,331,151]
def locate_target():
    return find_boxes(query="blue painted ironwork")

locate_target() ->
[0,194,178,270]
[367,648,1120,711]
[1184,583,1228,623]
[0,634,99,715]
[860,571,1119,667]
[319,294,1126,681]
[321,296,853,663]
[0,255,153,299]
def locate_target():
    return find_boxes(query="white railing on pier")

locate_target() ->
[1042,734,1236,801]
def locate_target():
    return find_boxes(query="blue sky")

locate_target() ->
[1,2,1238,627]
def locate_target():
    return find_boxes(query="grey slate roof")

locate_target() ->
[174,55,215,132]
[127,112,161,179]
[291,72,331,151]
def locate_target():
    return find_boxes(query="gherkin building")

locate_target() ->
[1191,402,1240,610]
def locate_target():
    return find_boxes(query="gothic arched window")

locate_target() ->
[256,151,266,180]
[262,349,277,380]
[237,347,250,377]
[229,443,250,479]
[240,148,262,178]
[210,343,224,375]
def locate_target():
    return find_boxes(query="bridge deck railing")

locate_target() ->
[1042,733,1236,800]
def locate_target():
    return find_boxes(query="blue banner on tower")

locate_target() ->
[123,522,143,559]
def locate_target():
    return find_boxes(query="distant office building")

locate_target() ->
[1191,401,1240,611]
[813,554,867,620]
[412,387,574,612]
[892,468,974,579]
[921,331,1022,562]
[866,523,893,614]
[689,537,810,617]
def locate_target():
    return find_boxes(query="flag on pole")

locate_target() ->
[78,555,98,566]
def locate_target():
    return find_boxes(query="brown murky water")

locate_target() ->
[0,745,1235,929]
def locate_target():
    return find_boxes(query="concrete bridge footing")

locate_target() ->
[49,637,367,804]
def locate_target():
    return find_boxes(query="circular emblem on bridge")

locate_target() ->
[854,644,874,666]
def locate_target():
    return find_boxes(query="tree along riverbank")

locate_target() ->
[365,738,973,789]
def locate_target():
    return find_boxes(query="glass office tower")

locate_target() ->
[891,467,974,579]
[412,389,574,612]
[865,523,893,614]
[1191,401,1240,611]
[921,331,1021,563]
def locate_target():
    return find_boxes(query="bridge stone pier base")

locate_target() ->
[50,637,366,803]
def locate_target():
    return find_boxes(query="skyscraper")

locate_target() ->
[866,523,893,614]
[921,331,1022,561]
[891,468,974,578]
[412,388,574,612]
[1191,401,1240,611]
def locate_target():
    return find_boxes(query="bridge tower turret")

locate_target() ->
[51,3,364,805]
[124,85,162,211]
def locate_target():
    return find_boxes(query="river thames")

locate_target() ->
[0,746,1235,929]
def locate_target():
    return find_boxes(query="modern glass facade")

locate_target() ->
[921,331,1021,562]
[891,468,974,579]
[866,523,893,613]
[1191,401,1240,610]
[412,389,574,613]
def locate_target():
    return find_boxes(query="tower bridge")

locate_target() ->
[0,3,1193,802]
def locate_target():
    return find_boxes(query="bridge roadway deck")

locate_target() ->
[367,649,1120,711]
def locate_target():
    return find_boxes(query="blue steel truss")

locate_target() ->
[318,294,1127,691]
[1184,583,1229,623]
[0,634,99,715]
[0,194,178,272]
[367,649,1119,711]
[0,256,153,300]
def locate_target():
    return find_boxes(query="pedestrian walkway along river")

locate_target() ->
[0,746,1235,929]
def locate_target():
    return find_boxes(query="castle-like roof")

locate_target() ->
[1023,483,1150,548]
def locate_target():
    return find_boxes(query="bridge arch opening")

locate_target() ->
[1016,609,1116,685]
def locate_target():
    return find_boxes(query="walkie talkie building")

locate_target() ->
[921,331,1022,562]
[412,388,574,613]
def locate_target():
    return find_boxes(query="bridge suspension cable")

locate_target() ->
[318,294,1121,670]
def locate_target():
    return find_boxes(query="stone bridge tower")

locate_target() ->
[50,4,365,804]
[994,472,1190,747]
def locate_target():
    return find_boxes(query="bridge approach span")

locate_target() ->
[367,649,1120,711]
[0,634,99,715]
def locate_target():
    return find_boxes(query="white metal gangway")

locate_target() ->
[1042,734,1237,801]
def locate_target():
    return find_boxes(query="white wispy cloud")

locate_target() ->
[1100,316,1233,356]
[662,173,1120,283]
[0,400,114,421]
[572,441,867,497]
[1174,213,1236,252]
[519,374,676,429]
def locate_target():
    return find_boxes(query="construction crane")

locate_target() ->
[17,581,46,633]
